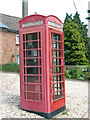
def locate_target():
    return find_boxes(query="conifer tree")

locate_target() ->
[63,16,88,65]
[73,12,89,60]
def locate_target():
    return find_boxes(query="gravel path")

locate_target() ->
[0,72,88,119]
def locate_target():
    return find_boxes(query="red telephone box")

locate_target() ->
[19,14,66,118]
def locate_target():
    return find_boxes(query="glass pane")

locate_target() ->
[53,33,60,41]
[54,83,62,91]
[26,50,38,57]
[27,93,39,101]
[27,67,38,74]
[23,34,25,41]
[51,42,61,49]
[24,59,25,66]
[52,50,63,57]
[24,67,25,74]
[27,76,38,82]
[23,51,25,58]
[55,92,62,99]
[54,75,58,83]
[39,32,41,40]
[40,94,42,101]
[52,58,61,65]
[26,41,38,49]
[26,33,37,41]
[39,41,41,48]
[39,50,41,57]
[16,35,19,44]
[23,43,25,49]
[58,75,62,82]
[26,59,38,66]
[60,42,63,49]
[52,84,54,92]
[52,67,62,74]
[27,84,39,92]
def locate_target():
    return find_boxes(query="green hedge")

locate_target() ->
[0,63,19,73]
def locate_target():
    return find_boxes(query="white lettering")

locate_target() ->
[48,21,60,28]
[22,20,43,28]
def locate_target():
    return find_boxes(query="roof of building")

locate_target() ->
[0,13,21,33]
[0,21,8,28]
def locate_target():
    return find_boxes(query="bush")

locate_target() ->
[0,63,19,73]
[65,65,89,80]
[68,68,83,79]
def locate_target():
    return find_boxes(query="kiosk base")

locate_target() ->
[22,106,66,119]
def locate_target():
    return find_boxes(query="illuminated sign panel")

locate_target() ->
[22,20,43,28]
[48,21,60,28]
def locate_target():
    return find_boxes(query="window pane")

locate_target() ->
[27,67,38,74]
[51,42,63,49]
[23,43,25,49]
[27,93,39,101]
[27,84,39,92]
[52,58,61,65]
[26,41,38,49]
[23,51,25,58]
[53,33,60,41]
[40,94,42,101]
[26,33,37,41]
[26,59,38,66]
[27,76,38,82]
[23,34,25,41]
[55,92,62,100]
[26,50,38,57]
[16,35,19,44]
[52,50,63,57]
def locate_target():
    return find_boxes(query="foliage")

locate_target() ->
[85,37,90,63]
[11,53,15,57]
[65,65,90,80]
[73,12,88,40]
[63,13,88,65]
[73,12,89,61]
[0,63,19,73]
[62,111,69,115]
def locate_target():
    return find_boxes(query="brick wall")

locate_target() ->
[1,31,19,65]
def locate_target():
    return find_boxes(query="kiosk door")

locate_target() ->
[49,29,65,112]
[20,30,45,112]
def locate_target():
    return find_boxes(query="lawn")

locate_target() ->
[0,63,19,73]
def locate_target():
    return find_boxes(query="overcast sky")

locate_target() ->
[0,0,89,25]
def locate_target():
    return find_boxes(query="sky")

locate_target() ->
[0,0,89,25]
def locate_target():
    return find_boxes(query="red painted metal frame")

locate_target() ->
[49,29,65,112]
[19,14,65,114]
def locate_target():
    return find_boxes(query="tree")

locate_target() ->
[85,37,90,63]
[73,12,88,40]
[63,17,88,65]
[73,12,89,60]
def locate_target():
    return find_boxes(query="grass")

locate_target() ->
[62,111,69,115]
[0,63,19,73]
